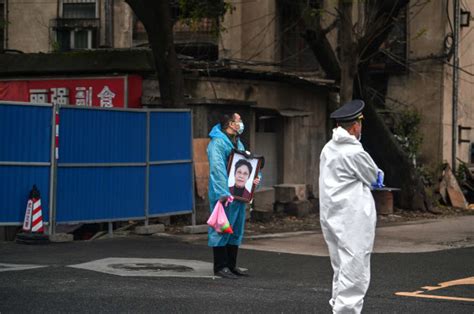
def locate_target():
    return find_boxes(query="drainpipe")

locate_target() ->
[4,0,8,49]
[104,0,114,47]
[452,0,460,169]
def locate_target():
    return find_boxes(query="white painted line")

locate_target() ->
[0,263,48,272]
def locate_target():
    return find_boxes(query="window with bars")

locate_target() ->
[61,0,97,19]
[55,0,98,51]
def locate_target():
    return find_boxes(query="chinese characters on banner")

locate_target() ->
[0,76,142,108]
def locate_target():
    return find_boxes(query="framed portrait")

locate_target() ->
[227,150,263,203]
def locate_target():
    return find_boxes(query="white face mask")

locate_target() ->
[357,133,362,141]
[237,122,245,135]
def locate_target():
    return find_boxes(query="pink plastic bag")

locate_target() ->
[207,196,234,234]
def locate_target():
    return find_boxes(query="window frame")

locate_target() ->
[59,0,98,19]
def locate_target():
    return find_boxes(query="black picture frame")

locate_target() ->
[227,150,263,203]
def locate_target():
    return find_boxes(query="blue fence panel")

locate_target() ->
[149,163,193,216]
[0,104,51,162]
[59,108,146,163]
[1,105,194,226]
[56,166,145,222]
[148,111,193,216]
[56,107,147,223]
[0,103,51,224]
[150,111,192,161]
[0,166,50,224]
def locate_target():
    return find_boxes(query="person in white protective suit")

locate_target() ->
[319,99,384,314]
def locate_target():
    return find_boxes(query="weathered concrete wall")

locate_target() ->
[387,0,474,168]
[186,76,328,193]
[456,17,474,164]
[7,1,133,52]
[113,0,133,48]
[386,62,445,167]
[219,2,243,59]
[143,75,328,194]
[219,0,279,67]
[7,1,57,52]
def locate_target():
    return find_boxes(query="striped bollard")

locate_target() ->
[16,185,49,244]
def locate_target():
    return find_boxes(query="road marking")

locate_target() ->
[0,263,48,272]
[68,258,215,278]
[395,276,474,302]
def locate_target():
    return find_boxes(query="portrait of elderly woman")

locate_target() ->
[227,152,261,202]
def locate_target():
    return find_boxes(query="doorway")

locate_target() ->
[254,110,280,187]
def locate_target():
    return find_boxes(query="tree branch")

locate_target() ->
[302,28,341,80]
[322,18,339,35]
[298,0,341,80]
[125,0,185,107]
[357,0,409,65]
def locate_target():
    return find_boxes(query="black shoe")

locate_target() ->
[230,267,249,277]
[214,267,239,279]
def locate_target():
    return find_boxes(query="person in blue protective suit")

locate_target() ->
[319,99,384,314]
[207,112,260,279]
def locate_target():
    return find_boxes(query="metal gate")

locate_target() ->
[0,102,194,232]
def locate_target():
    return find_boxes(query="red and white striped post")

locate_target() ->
[55,110,59,160]
[22,185,44,233]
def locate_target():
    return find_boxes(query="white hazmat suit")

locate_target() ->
[319,126,383,314]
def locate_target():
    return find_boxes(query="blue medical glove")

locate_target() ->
[371,171,384,189]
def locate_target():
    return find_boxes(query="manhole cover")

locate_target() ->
[69,258,215,278]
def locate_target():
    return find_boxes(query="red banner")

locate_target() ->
[0,75,142,108]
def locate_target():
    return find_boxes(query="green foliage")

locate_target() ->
[0,20,9,30]
[455,161,470,185]
[178,0,231,20]
[51,41,61,53]
[177,0,234,35]
[308,8,326,18]
[393,109,423,160]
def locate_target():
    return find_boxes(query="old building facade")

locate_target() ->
[2,0,472,200]
[385,0,474,168]
[1,0,133,52]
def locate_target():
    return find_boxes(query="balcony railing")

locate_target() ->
[51,18,100,29]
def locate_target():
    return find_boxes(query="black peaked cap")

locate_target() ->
[330,99,365,121]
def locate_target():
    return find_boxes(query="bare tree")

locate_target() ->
[299,0,431,211]
[125,0,185,107]
[125,0,431,211]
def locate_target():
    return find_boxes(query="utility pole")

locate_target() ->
[452,0,460,169]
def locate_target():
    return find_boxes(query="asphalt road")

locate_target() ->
[0,236,473,313]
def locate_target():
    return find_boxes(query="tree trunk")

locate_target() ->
[299,0,430,211]
[353,0,430,211]
[125,0,185,107]
[303,29,341,81]
[338,0,357,104]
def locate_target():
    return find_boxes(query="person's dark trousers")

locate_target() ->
[226,244,249,276]
[213,246,228,273]
[213,246,239,279]
[226,244,238,270]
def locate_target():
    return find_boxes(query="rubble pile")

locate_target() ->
[438,164,473,210]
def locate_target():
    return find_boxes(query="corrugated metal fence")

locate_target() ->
[0,102,194,231]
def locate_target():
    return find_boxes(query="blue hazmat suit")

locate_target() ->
[319,126,383,314]
[207,124,246,247]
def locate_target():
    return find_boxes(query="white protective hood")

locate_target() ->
[319,127,383,314]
